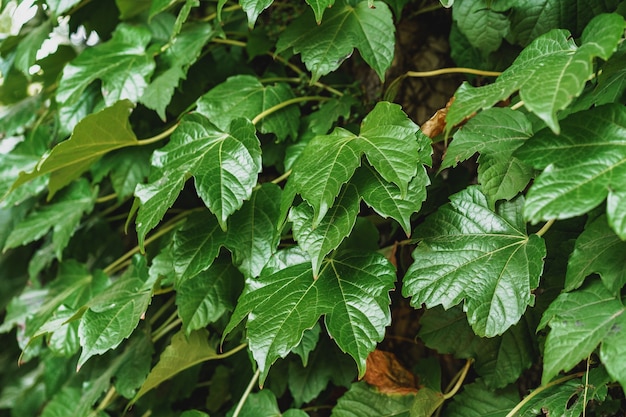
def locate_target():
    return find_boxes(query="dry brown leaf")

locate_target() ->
[363,349,419,394]
[420,96,454,139]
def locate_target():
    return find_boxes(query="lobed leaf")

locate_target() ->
[403,187,546,337]
[331,382,414,417]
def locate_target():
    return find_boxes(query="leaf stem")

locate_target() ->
[505,372,584,417]
[406,68,502,78]
[212,38,247,48]
[443,359,472,399]
[232,369,260,417]
[149,296,176,326]
[536,219,556,237]
[271,169,292,185]
[200,4,242,21]
[151,317,182,343]
[510,100,525,111]
[136,123,179,146]
[583,355,591,417]
[95,193,118,204]
[251,96,329,125]
[93,386,117,415]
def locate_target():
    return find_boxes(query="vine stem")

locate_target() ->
[251,96,330,125]
[406,67,502,78]
[233,369,260,417]
[136,123,179,146]
[510,100,525,110]
[583,355,591,417]
[505,372,585,417]
[271,169,292,184]
[443,359,472,399]
[95,193,118,204]
[536,218,556,237]
[152,317,182,343]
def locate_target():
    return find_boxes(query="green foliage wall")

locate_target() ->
[0,0,625,416]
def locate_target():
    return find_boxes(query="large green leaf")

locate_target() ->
[516,104,626,234]
[226,183,282,278]
[330,382,415,417]
[290,184,360,276]
[140,22,214,120]
[539,279,626,389]
[276,0,395,82]
[290,102,422,225]
[131,329,219,405]
[443,107,533,207]
[56,23,155,107]
[3,179,96,259]
[196,75,299,141]
[447,13,626,133]
[452,0,510,55]
[566,215,626,292]
[403,187,546,337]
[135,114,262,247]
[306,0,335,23]
[240,0,273,27]
[9,100,138,199]
[225,252,395,383]
[175,257,243,334]
[77,256,155,369]
[443,380,518,417]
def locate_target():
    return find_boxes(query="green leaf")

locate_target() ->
[57,23,155,107]
[172,211,228,282]
[539,279,626,388]
[140,22,214,120]
[306,0,335,23]
[95,147,152,200]
[290,184,360,276]
[225,252,395,383]
[241,0,273,27]
[331,382,415,417]
[566,215,626,292]
[176,257,243,334]
[196,75,299,141]
[114,329,154,399]
[516,104,626,228]
[443,380,518,417]
[452,0,510,55]
[77,256,154,369]
[46,0,82,16]
[226,390,282,417]
[276,0,395,82]
[291,323,321,367]
[14,20,52,76]
[131,329,219,405]
[447,13,626,134]
[226,183,282,278]
[135,114,262,247]
[9,100,138,199]
[290,102,421,225]
[4,179,96,259]
[590,48,626,106]
[403,187,546,337]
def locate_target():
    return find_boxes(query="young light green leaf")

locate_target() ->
[196,75,299,141]
[140,22,214,120]
[172,211,228,282]
[4,179,96,259]
[331,382,415,417]
[226,183,282,278]
[77,257,154,369]
[306,0,335,23]
[131,329,219,405]
[290,102,421,225]
[566,215,626,293]
[225,252,395,383]
[9,100,138,199]
[175,257,243,334]
[403,187,546,337]
[452,0,510,55]
[539,279,626,389]
[135,114,262,247]
[57,23,155,107]
[290,184,360,276]
[516,104,626,228]
[276,0,395,82]
[448,13,626,134]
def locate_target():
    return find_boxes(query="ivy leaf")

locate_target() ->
[135,114,262,248]
[403,187,546,337]
[140,23,214,120]
[77,256,154,369]
[306,0,335,23]
[9,100,138,200]
[175,257,243,334]
[452,0,510,55]
[290,184,360,276]
[196,75,299,141]
[331,382,414,417]
[131,329,219,405]
[516,104,626,231]
[4,179,96,259]
[172,211,228,282]
[290,102,421,225]
[447,13,626,134]
[443,107,533,207]
[539,280,626,388]
[57,23,155,107]
[276,0,395,82]
[566,215,626,293]
[226,183,282,278]
[225,252,395,383]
